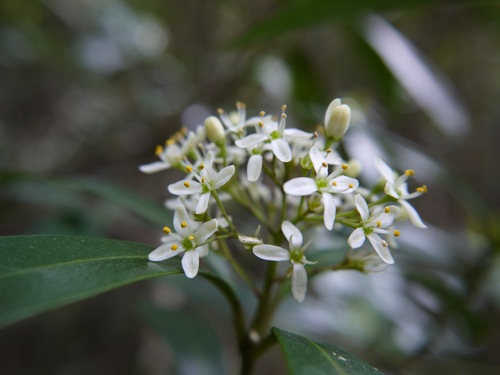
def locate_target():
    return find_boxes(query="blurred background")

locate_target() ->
[0,0,499,374]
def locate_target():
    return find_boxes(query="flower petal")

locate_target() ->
[139,161,169,174]
[324,98,341,126]
[283,178,318,196]
[168,180,203,195]
[375,157,395,184]
[326,175,359,193]
[354,194,370,221]
[182,250,200,278]
[291,263,307,303]
[173,205,191,234]
[309,145,325,173]
[148,242,182,262]
[195,192,211,214]
[247,154,263,182]
[367,233,394,264]
[196,244,209,257]
[348,228,366,248]
[214,165,236,188]
[253,245,290,261]
[321,192,336,230]
[235,133,267,148]
[194,218,218,243]
[281,221,303,249]
[399,200,427,228]
[271,138,292,162]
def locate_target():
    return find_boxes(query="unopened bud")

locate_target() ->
[307,192,323,213]
[204,116,226,143]
[324,99,351,139]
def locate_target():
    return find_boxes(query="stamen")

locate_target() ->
[393,230,401,237]
[417,185,428,193]
[171,244,178,251]
[185,166,193,173]
[342,164,348,170]
[166,138,176,146]
[181,221,188,228]
[348,183,354,188]
[381,240,389,247]
[199,163,205,170]
[163,226,171,234]
[217,108,224,115]
[322,162,328,168]
[258,121,264,128]
[332,181,337,187]
[155,145,163,156]
[313,131,319,139]
[281,113,287,119]
[201,177,206,183]
[236,101,246,109]
[184,181,190,188]
[384,207,390,213]
[326,149,332,153]
[259,111,266,117]
[180,127,188,135]
[405,169,415,176]
[281,104,287,111]
[188,235,195,241]
[376,221,382,228]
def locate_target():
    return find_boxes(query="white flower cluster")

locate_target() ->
[140,99,427,302]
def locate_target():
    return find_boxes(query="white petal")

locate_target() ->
[375,157,395,184]
[309,145,325,173]
[196,244,209,257]
[168,180,203,195]
[281,221,303,249]
[367,233,394,264]
[194,218,218,243]
[148,242,182,262]
[354,194,370,221]
[291,263,307,303]
[173,205,191,234]
[182,250,200,278]
[271,138,292,162]
[253,245,290,261]
[348,228,366,248]
[139,161,169,174]
[324,98,341,125]
[283,178,318,196]
[195,192,211,214]
[235,133,267,148]
[321,192,336,230]
[399,200,427,228]
[283,128,313,139]
[326,175,359,193]
[384,183,400,199]
[247,154,262,182]
[214,165,236,188]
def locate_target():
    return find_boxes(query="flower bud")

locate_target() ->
[307,192,323,213]
[324,99,351,139]
[204,116,226,143]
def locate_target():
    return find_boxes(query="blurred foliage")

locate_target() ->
[1,0,499,374]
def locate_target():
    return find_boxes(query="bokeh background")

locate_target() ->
[1,1,499,374]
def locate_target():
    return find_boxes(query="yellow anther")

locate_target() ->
[180,127,188,135]
[405,169,415,176]
[382,240,389,247]
[322,162,328,168]
[162,226,171,234]
[185,166,193,173]
[281,113,287,119]
[342,164,348,170]
[181,221,188,228]
[258,121,264,128]
[217,108,224,115]
[184,181,191,188]
[201,177,206,183]
[236,101,246,108]
[259,111,266,117]
[348,183,354,188]
[188,235,195,241]
[281,104,287,111]
[332,181,338,187]
[326,149,332,153]
[166,138,176,146]
[384,207,390,213]
[155,145,163,156]
[313,131,319,139]
[171,244,178,251]
[376,221,382,228]
[417,185,428,193]
[199,163,205,170]
[393,230,401,237]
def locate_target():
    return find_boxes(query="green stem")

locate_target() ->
[212,190,238,235]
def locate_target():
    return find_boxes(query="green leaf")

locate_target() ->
[0,235,182,328]
[273,327,384,375]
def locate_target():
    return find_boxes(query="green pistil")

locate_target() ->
[290,250,303,263]
[316,179,328,189]
[269,130,281,140]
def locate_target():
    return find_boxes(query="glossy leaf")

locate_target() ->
[0,235,182,328]
[273,327,384,375]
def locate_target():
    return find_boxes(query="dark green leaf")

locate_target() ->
[273,327,384,375]
[0,235,182,328]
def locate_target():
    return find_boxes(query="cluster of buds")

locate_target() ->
[140,99,427,302]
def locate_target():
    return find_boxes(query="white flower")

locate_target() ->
[375,157,427,228]
[253,221,315,303]
[283,158,359,230]
[235,107,293,163]
[347,194,400,264]
[217,101,261,135]
[148,205,218,278]
[168,152,235,214]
